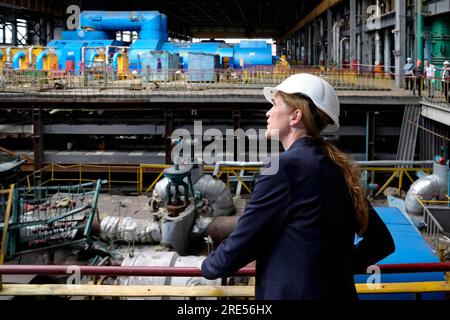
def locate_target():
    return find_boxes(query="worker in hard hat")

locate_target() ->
[441,61,450,102]
[201,73,394,300]
[403,57,414,90]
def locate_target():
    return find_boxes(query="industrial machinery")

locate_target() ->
[2,11,272,74]
[0,180,103,259]
[100,159,237,255]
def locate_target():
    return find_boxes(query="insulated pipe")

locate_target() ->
[36,50,48,70]
[28,46,34,65]
[1,262,450,276]
[339,37,348,68]
[405,162,449,214]
[12,51,26,69]
[6,47,11,62]
[332,21,339,62]
[375,31,382,65]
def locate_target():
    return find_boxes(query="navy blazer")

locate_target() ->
[201,136,394,300]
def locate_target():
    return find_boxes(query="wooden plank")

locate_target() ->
[0,285,254,297]
[0,282,449,297]
[355,281,450,294]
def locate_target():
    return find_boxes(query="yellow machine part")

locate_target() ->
[42,53,59,71]
[94,52,106,64]
[30,47,44,67]
[117,53,129,77]
[0,48,6,70]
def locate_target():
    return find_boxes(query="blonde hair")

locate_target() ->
[278,92,368,235]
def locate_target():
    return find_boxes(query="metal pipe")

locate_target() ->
[339,37,348,68]
[416,0,424,62]
[375,31,382,65]
[212,161,263,177]
[405,161,449,214]
[384,28,391,73]
[1,262,450,277]
[28,46,34,65]
[356,160,434,166]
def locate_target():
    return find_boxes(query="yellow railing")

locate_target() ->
[360,167,433,197]
[18,163,434,196]
[0,281,449,298]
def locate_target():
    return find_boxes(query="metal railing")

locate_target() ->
[0,263,449,298]
[0,66,412,99]
[17,161,436,197]
[417,198,450,255]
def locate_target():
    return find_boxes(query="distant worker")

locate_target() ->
[441,61,450,102]
[201,73,395,300]
[403,57,414,90]
[413,60,423,96]
[424,59,436,98]
[156,57,162,72]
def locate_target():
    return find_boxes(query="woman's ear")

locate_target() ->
[290,109,302,125]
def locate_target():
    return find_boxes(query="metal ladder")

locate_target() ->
[396,105,421,163]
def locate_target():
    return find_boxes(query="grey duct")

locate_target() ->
[100,215,161,243]
[405,162,449,215]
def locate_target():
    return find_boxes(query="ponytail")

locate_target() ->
[279,92,369,235]
[320,140,369,235]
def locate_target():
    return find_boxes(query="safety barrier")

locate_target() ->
[17,163,262,195]
[17,162,436,197]
[0,263,449,298]
[417,197,450,258]
[0,66,417,99]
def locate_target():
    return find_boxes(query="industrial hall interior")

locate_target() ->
[0,0,449,301]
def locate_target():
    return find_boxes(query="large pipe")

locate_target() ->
[405,161,449,214]
[12,51,26,69]
[36,50,48,70]
[375,31,382,65]
[339,37,348,68]
[80,11,162,40]
[1,262,450,276]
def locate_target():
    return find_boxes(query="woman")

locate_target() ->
[201,73,394,300]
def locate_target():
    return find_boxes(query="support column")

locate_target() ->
[327,10,333,64]
[350,0,357,68]
[32,106,43,175]
[395,0,407,87]
[12,18,18,46]
[165,110,173,164]
[360,0,370,69]
[307,24,312,65]
[384,28,391,74]
[366,111,376,161]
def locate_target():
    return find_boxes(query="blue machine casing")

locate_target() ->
[355,207,446,300]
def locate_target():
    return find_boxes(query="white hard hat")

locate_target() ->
[407,57,412,61]
[444,61,450,65]
[263,73,340,132]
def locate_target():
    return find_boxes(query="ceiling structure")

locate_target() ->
[78,0,319,40]
[0,0,322,41]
